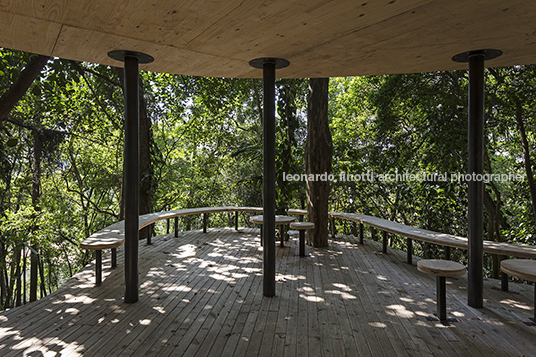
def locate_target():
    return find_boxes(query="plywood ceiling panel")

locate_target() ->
[0,0,535,78]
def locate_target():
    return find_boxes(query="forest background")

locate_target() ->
[1,49,536,309]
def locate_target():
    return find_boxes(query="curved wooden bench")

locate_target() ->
[288,209,536,261]
[501,259,536,324]
[417,259,466,323]
[81,206,264,284]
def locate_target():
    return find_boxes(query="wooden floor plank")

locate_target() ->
[2,229,536,357]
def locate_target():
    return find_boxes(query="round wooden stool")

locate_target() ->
[417,259,466,322]
[501,259,536,325]
[289,222,315,257]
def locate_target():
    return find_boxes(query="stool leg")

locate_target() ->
[437,276,446,321]
[111,248,117,268]
[95,250,102,286]
[299,230,305,257]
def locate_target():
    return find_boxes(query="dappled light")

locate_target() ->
[0,227,535,356]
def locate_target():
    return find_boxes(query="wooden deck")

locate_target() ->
[0,228,535,356]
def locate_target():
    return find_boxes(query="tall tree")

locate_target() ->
[305,78,332,247]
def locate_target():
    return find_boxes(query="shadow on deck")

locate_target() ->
[0,227,534,356]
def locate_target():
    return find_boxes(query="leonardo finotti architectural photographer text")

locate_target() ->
[283,170,525,183]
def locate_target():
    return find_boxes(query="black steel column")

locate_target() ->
[359,223,364,245]
[108,50,154,303]
[453,49,502,308]
[249,57,289,297]
[174,217,179,238]
[382,231,388,253]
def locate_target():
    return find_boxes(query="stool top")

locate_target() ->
[501,259,536,282]
[289,222,315,230]
[417,259,466,277]
[249,215,295,225]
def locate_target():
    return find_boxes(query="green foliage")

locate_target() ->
[1,46,536,306]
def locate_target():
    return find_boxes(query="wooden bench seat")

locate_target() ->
[500,259,536,324]
[288,209,536,261]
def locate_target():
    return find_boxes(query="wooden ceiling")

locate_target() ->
[0,0,535,78]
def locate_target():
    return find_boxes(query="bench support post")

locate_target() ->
[203,213,208,233]
[174,217,179,238]
[501,272,509,291]
[500,256,509,291]
[95,250,102,286]
[359,223,364,245]
[330,217,336,238]
[533,284,536,322]
[382,231,388,253]
[437,276,447,321]
[407,238,413,264]
[111,248,117,268]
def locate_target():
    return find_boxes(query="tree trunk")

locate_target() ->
[515,103,536,221]
[15,248,22,306]
[30,126,42,302]
[305,78,332,247]
[0,55,49,123]
[139,78,153,239]
[30,249,38,302]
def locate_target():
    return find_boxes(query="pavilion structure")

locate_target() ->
[1,0,536,307]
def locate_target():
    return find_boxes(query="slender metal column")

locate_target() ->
[382,231,388,253]
[249,57,289,297]
[453,49,502,308]
[174,217,179,238]
[108,50,154,303]
[123,55,140,303]
[203,213,208,233]
[359,223,364,245]
[235,211,239,230]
